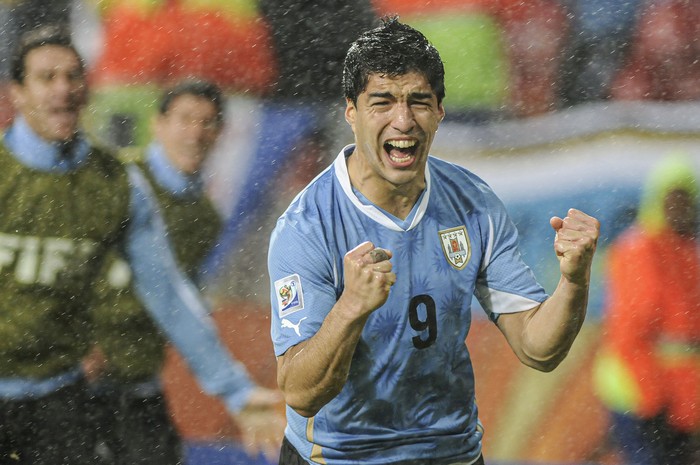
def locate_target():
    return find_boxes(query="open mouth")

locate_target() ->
[383,139,418,165]
[50,107,78,119]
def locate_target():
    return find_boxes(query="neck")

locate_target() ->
[379,185,421,220]
[349,170,424,221]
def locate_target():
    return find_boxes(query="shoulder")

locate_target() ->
[116,146,147,165]
[277,166,336,228]
[86,144,128,175]
[609,226,660,263]
[611,226,650,250]
[0,140,19,170]
[269,166,338,263]
[429,156,496,193]
[428,156,505,213]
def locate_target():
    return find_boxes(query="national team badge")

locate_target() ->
[439,226,471,270]
[274,274,304,317]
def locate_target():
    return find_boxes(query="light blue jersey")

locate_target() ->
[268,145,548,464]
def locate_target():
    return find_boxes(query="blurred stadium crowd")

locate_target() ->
[1,0,699,131]
[0,1,698,464]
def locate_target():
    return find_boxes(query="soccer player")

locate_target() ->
[0,26,279,464]
[268,17,600,464]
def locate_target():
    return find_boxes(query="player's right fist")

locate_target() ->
[341,242,396,316]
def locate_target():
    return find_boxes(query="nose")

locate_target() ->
[185,121,214,142]
[391,103,415,133]
[52,74,73,94]
[52,72,85,98]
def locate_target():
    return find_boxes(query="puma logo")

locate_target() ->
[281,317,307,336]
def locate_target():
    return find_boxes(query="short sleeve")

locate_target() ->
[473,188,547,321]
[268,214,339,356]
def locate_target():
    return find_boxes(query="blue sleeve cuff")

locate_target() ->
[222,382,256,414]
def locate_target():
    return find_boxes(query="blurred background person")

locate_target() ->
[0,25,280,464]
[84,79,283,464]
[593,153,700,465]
[0,0,73,126]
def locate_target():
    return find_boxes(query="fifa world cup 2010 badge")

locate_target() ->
[439,226,471,270]
[275,274,304,317]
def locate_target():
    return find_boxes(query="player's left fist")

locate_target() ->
[549,208,600,285]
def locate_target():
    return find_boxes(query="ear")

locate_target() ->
[437,102,445,123]
[344,98,356,129]
[212,120,223,138]
[8,81,24,109]
[151,113,163,138]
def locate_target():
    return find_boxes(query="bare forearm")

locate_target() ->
[277,306,368,417]
[519,277,589,370]
[510,208,598,371]
[276,241,397,416]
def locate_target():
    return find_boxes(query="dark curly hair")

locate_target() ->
[10,25,84,84]
[342,16,445,105]
[158,79,225,125]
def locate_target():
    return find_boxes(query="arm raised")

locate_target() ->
[497,208,600,371]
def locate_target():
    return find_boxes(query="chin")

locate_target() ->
[45,133,75,143]
[49,126,79,141]
[387,172,420,187]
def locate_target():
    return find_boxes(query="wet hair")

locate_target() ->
[10,25,84,83]
[158,79,225,124]
[342,16,445,105]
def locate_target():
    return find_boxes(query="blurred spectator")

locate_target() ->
[83,80,285,464]
[610,0,700,101]
[558,0,642,106]
[0,0,73,126]
[593,154,699,465]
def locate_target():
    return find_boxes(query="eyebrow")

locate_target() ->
[410,92,434,100]
[367,91,434,100]
[367,91,394,99]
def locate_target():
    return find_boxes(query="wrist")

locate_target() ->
[334,294,372,325]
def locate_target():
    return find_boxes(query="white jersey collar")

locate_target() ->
[333,144,431,232]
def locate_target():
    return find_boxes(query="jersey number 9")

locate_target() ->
[408,294,437,349]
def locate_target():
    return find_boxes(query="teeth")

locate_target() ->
[389,153,411,163]
[387,140,416,149]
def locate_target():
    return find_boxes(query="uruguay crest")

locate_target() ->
[439,226,471,270]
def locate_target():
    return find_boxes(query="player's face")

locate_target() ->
[154,94,222,174]
[345,71,444,192]
[11,45,87,142]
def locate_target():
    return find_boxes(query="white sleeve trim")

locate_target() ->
[480,214,495,272]
[476,283,541,316]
